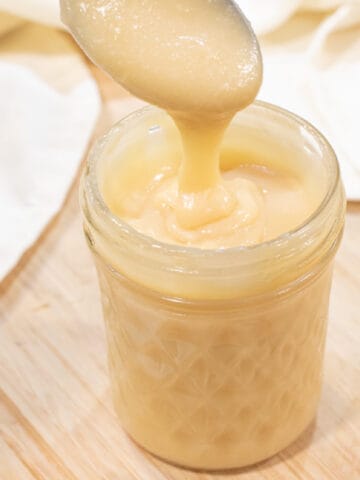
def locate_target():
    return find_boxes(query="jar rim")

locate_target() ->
[84,100,341,259]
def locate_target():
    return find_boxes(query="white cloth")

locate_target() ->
[0,4,100,280]
[0,0,61,28]
[237,0,360,200]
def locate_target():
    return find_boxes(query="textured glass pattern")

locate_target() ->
[97,260,333,470]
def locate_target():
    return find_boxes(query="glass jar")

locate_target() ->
[80,102,345,470]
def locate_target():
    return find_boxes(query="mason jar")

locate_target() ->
[80,102,345,470]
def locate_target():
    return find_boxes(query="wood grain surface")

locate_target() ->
[0,66,359,480]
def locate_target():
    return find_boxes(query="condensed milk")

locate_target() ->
[62,0,346,470]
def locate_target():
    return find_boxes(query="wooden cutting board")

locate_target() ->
[0,66,359,480]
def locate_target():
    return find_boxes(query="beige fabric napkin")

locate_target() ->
[237,0,360,200]
[0,4,100,280]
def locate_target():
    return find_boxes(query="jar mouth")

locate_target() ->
[85,100,340,259]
